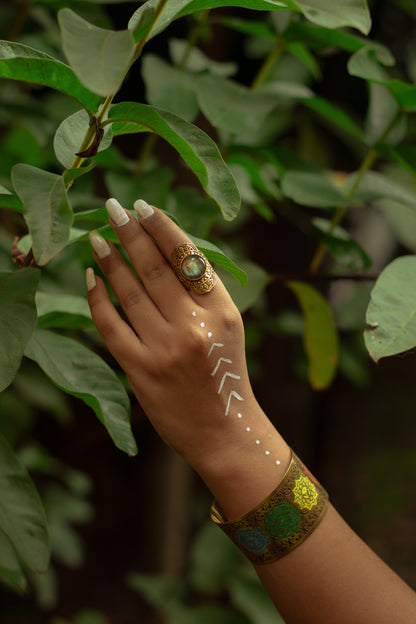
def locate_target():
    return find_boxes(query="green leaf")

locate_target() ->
[188,522,241,595]
[191,235,247,287]
[108,102,240,220]
[195,74,278,135]
[0,41,102,112]
[0,432,50,573]
[217,260,269,313]
[304,97,363,141]
[24,329,137,456]
[36,292,94,329]
[0,187,23,212]
[378,145,416,180]
[169,39,237,76]
[288,281,338,389]
[230,574,285,624]
[281,170,348,208]
[364,256,416,361]
[130,1,371,41]
[348,47,416,111]
[0,268,41,392]
[288,0,371,33]
[142,54,199,122]
[0,531,27,594]
[54,109,113,169]
[11,165,73,266]
[127,572,187,615]
[312,218,372,271]
[284,21,387,56]
[58,9,135,97]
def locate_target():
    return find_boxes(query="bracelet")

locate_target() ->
[210,450,329,565]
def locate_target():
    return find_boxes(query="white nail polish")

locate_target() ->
[134,199,154,219]
[105,198,129,226]
[89,230,111,259]
[86,267,96,291]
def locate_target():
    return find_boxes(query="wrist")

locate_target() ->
[192,399,291,520]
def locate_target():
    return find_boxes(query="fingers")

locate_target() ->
[102,199,195,321]
[86,271,144,370]
[132,199,233,309]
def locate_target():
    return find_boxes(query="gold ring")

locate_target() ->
[171,242,216,294]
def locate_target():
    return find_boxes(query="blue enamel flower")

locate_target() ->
[236,528,269,554]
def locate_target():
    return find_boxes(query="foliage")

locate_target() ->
[128,521,285,624]
[1,0,416,617]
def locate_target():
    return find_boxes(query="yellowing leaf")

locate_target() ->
[288,281,338,389]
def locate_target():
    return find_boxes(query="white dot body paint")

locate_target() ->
[204,313,281,467]
[192,311,197,317]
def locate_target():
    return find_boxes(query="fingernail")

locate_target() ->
[134,199,154,219]
[105,197,129,226]
[86,267,96,291]
[89,230,111,259]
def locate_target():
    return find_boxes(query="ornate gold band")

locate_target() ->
[210,451,329,565]
[171,242,216,295]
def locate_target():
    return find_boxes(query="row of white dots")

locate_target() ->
[192,312,281,466]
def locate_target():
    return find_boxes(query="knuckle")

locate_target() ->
[121,288,143,310]
[142,261,168,282]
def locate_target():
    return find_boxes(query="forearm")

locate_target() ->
[195,401,416,624]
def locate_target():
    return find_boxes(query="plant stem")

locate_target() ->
[134,8,210,176]
[308,110,402,275]
[251,37,285,92]
[68,0,169,177]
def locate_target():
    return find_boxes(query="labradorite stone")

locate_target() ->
[182,254,206,279]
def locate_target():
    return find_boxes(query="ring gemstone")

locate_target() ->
[181,254,206,279]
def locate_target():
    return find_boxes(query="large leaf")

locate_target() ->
[58,9,136,97]
[364,256,416,362]
[0,41,102,113]
[281,170,348,208]
[0,268,41,392]
[36,292,94,329]
[0,531,27,594]
[142,54,199,122]
[54,109,113,169]
[108,102,240,220]
[24,329,137,456]
[0,432,50,573]
[348,47,416,111]
[288,281,338,389]
[11,165,73,266]
[287,0,371,33]
[195,74,279,135]
[129,0,370,42]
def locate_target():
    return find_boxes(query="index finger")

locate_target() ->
[134,199,233,309]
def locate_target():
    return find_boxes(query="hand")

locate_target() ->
[86,199,267,475]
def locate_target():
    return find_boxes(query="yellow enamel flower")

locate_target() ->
[292,475,318,510]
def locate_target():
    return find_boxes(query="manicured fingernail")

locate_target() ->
[105,197,129,226]
[134,199,154,219]
[89,230,111,259]
[86,267,96,291]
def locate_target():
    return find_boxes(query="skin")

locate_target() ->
[87,203,416,624]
